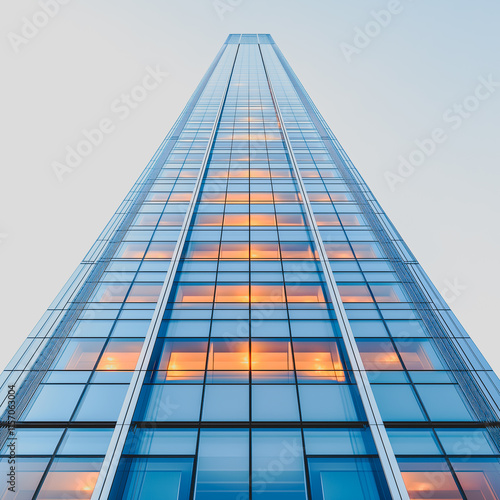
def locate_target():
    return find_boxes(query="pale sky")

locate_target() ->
[1,0,499,374]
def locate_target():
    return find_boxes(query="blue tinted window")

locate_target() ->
[194,430,248,500]
[74,385,128,421]
[110,458,193,500]
[202,385,249,421]
[252,385,299,421]
[299,385,363,422]
[308,457,391,500]
[372,385,426,422]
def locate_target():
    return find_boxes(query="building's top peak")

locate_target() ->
[225,34,274,45]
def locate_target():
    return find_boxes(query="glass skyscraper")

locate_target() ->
[1,34,499,500]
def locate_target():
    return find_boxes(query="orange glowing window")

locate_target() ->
[300,169,320,178]
[226,192,249,203]
[169,192,192,202]
[159,213,186,226]
[453,461,500,500]
[274,192,302,203]
[126,284,162,303]
[208,341,249,370]
[250,213,276,226]
[179,169,198,178]
[117,242,147,259]
[223,213,250,226]
[97,340,142,371]
[215,284,250,303]
[183,242,220,259]
[135,214,161,226]
[357,340,403,371]
[400,469,461,500]
[270,169,292,178]
[280,242,318,260]
[174,284,214,303]
[158,340,207,380]
[340,214,362,226]
[351,242,383,259]
[276,214,306,226]
[37,459,102,500]
[324,243,354,259]
[308,193,331,202]
[194,214,223,226]
[338,285,373,303]
[331,193,350,202]
[371,285,406,303]
[56,340,105,370]
[250,243,280,260]
[220,243,249,260]
[228,169,249,179]
[293,341,345,381]
[96,284,129,303]
[145,242,175,259]
[251,341,293,370]
[249,169,271,179]
[250,193,274,203]
[396,341,442,371]
[251,284,286,303]
[315,214,341,226]
[286,284,326,303]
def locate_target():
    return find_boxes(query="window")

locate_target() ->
[338,285,373,303]
[126,284,162,303]
[286,284,327,303]
[398,459,462,500]
[73,385,127,421]
[293,340,345,381]
[308,457,391,500]
[173,284,215,303]
[195,431,249,499]
[97,340,143,371]
[37,458,103,500]
[157,340,207,381]
[357,340,403,371]
[251,341,293,371]
[396,340,445,370]
[53,339,105,370]
[215,284,250,303]
[252,430,307,499]
[208,341,249,371]
[451,459,500,499]
[110,458,194,500]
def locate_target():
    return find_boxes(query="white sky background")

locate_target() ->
[0,0,499,374]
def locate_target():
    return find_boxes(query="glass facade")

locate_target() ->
[1,34,499,500]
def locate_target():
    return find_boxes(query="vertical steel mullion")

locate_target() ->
[91,43,241,500]
[257,45,410,500]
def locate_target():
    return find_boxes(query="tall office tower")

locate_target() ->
[1,34,499,500]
